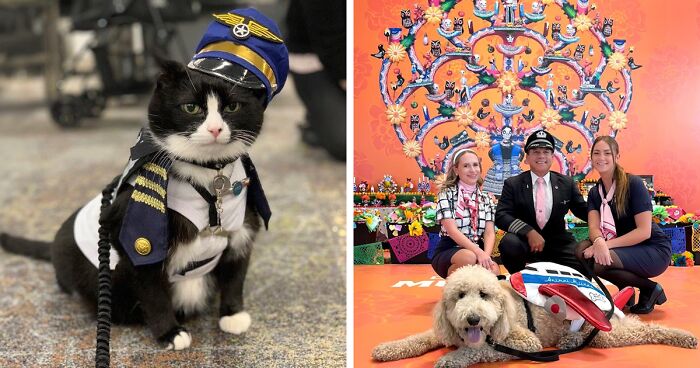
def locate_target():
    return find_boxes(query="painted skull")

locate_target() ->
[441,18,453,31]
[502,126,513,142]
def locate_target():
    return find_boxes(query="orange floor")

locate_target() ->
[355,264,700,367]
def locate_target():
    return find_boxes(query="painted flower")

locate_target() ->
[409,220,424,237]
[386,104,407,124]
[386,43,407,63]
[424,6,443,25]
[433,173,447,190]
[609,110,628,130]
[474,131,491,149]
[402,140,422,158]
[453,107,475,128]
[540,108,561,129]
[573,14,592,31]
[608,52,627,71]
[497,71,520,94]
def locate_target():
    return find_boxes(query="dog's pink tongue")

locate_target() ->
[467,327,481,343]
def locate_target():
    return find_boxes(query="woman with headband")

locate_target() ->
[432,148,500,278]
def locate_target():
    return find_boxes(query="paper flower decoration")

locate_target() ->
[409,220,424,236]
[402,140,422,158]
[422,207,437,227]
[454,107,475,128]
[375,192,386,200]
[424,6,443,25]
[433,173,447,190]
[387,43,407,63]
[474,131,491,149]
[608,52,627,71]
[573,14,592,31]
[609,110,628,130]
[386,104,407,124]
[497,71,520,94]
[540,108,561,129]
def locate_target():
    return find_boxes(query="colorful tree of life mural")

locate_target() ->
[376,0,639,195]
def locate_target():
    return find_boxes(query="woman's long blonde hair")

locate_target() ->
[591,136,629,216]
[439,148,484,191]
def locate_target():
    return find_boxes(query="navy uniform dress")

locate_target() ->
[587,175,671,277]
[432,185,496,278]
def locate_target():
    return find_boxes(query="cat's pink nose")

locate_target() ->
[208,127,222,138]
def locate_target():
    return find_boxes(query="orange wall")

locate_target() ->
[354,0,700,213]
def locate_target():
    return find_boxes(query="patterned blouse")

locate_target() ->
[436,185,496,240]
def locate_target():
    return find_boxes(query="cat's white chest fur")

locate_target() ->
[169,225,253,315]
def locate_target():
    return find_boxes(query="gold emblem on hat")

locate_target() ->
[134,237,151,256]
[213,13,283,43]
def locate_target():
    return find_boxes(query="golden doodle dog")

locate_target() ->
[372,265,697,367]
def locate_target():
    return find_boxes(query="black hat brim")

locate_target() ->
[187,58,266,90]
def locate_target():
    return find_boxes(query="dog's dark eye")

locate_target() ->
[458,292,465,299]
[480,291,488,298]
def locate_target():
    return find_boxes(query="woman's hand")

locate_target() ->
[591,239,612,266]
[476,249,495,270]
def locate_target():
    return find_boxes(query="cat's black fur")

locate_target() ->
[0,59,268,349]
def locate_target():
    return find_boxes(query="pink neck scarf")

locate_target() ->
[457,181,479,235]
[599,181,617,240]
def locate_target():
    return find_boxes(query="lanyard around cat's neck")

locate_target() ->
[188,161,249,237]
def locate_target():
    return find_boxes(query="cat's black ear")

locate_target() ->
[153,54,187,88]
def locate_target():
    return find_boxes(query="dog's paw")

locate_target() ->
[161,327,192,351]
[219,311,251,334]
[434,356,460,368]
[556,331,585,350]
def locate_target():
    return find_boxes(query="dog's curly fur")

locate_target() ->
[372,265,697,367]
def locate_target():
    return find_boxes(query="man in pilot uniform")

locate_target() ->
[496,129,588,275]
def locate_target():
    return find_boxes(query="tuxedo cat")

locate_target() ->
[0,59,269,350]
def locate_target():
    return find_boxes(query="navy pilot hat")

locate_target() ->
[188,8,289,104]
[525,129,555,152]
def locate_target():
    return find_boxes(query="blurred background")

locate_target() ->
[0,0,346,366]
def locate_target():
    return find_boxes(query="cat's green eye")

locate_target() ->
[180,104,202,114]
[223,103,240,113]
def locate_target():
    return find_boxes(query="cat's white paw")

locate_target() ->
[219,311,251,334]
[166,330,192,350]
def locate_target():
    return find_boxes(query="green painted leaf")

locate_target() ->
[438,104,456,117]
[479,73,496,85]
[601,42,613,58]
[400,34,415,49]
[441,0,457,12]
[520,76,537,87]
[559,109,575,121]
[562,2,576,19]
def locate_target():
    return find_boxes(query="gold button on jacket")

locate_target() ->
[134,238,152,256]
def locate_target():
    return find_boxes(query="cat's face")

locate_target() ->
[147,60,267,163]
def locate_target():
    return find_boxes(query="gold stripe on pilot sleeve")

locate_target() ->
[197,41,277,90]
[134,175,166,198]
[131,190,166,213]
[143,163,168,180]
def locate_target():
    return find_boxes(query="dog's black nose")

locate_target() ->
[467,315,480,326]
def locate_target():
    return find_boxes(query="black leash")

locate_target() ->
[96,175,121,368]
[487,262,615,362]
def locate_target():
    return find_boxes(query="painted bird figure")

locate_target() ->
[605,81,619,93]
[521,109,535,122]
[628,57,642,70]
[371,45,385,58]
[566,140,582,154]
[435,135,450,150]
[476,107,490,119]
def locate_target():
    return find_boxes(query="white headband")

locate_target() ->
[452,148,476,165]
